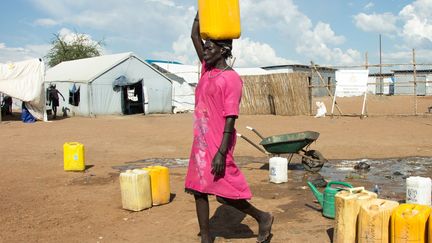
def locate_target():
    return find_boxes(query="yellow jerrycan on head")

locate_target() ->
[142,166,171,206]
[198,0,241,40]
[63,142,85,171]
[391,203,431,243]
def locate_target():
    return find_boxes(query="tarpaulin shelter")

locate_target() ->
[0,59,45,121]
[44,53,172,116]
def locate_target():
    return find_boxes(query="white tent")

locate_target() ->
[45,53,172,116]
[0,59,45,120]
[153,62,200,85]
[150,62,197,113]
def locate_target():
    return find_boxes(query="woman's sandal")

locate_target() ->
[257,213,274,243]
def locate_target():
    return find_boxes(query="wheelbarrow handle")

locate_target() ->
[246,126,266,140]
[237,133,269,155]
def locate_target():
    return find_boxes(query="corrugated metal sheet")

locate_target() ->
[394,73,427,95]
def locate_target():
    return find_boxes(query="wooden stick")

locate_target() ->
[413,49,417,115]
[361,91,368,119]
[361,52,369,119]
[311,61,343,115]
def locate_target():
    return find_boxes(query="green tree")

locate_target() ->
[46,32,104,67]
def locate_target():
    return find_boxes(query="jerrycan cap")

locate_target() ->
[346,187,365,193]
[132,169,148,175]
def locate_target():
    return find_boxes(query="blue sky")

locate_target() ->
[1,0,431,68]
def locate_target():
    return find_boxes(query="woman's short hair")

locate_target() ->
[213,39,233,59]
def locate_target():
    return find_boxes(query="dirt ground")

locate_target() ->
[1,96,432,243]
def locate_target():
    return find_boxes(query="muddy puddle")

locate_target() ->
[314,157,432,201]
[112,156,432,202]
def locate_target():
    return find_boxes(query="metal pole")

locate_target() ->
[365,52,369,69]
[379,34,383,95]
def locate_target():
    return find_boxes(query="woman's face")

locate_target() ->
[203,40,223,66]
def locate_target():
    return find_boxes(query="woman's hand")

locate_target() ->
[211,150,226,177]
[212,116,236,177]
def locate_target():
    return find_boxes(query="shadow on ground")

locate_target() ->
[209,204,255,240]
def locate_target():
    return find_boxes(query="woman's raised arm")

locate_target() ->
[191,12,204,63]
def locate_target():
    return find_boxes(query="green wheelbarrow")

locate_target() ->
[237,126,327,172]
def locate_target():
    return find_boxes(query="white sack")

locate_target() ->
[314,101,327,118]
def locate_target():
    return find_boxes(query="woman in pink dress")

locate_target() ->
[185,12,273,243]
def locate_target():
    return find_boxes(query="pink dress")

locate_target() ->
[184,63,252,200]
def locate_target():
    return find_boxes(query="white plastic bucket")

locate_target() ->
[269,157,288,184]
[406,176,431,205]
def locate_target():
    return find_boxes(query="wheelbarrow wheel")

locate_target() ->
[302,150,326,173]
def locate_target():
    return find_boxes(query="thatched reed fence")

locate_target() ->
[240,73,311,116]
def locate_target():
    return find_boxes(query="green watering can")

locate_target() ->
[307,180,353,219]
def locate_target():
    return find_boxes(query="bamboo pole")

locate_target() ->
[311,61,343,115]
[413,49,417,115]
[320,63,431,69]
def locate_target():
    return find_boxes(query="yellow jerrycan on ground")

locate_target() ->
[198,0,241,40]
[142,166,171,205]
[391,203,431,243]
[333,187,377,243]
[429,211,432,243]
[119,169,152,211]
[63,142,85,171]
[357,198,399,243]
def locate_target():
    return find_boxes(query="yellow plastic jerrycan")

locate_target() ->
[198,0,241,40]
[429,212,432,243]
[142,166,170,205]
[63,142,85,171]
[391,204,431,243]
[334,187,377,243]
[119,169,152,211]
[357,198,399,243]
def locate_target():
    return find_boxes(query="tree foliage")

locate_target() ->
[46,32,104,67]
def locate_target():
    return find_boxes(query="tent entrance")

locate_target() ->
[121,80,144,115]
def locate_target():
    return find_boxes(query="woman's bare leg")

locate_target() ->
[194,193,212,243]
[216,196,273,242]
